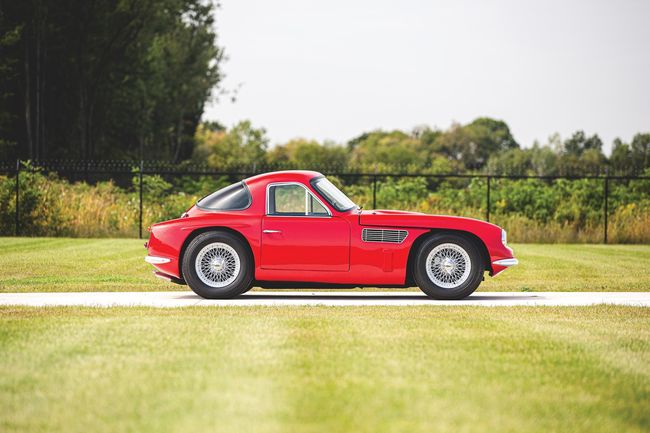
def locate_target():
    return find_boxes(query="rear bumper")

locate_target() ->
[144,255,171,264]
[144,252,179,279]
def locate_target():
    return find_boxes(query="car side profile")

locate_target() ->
[145,170,517,299]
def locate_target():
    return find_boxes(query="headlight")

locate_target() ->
[501,229,508,245]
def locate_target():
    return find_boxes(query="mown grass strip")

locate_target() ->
[0,305,648,433]
[0,238,649,292]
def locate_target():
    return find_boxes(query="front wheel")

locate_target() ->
[182,231,253,299]
[413,233,484,300]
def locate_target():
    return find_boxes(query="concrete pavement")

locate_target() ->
[0,291,648,307]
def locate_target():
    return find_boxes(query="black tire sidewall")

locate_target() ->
[182,231,253,299]
[413,233,483,300]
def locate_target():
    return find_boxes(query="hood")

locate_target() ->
[359,209,501,232]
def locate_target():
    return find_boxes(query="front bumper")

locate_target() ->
[492,258,518,267]
[491,257,518,276]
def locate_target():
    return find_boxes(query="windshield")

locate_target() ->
[311,177,357,212]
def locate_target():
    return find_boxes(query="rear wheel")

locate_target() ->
[413,233,484,300]
[182,231,253,299]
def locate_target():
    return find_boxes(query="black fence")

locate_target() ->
[1,159,648,243]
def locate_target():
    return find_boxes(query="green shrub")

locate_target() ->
[0,170,648,242]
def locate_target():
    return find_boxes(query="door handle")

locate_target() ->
[263,229,282,234]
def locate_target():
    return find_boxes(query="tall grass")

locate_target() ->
[0,170,648,242]
[0,171,198,238]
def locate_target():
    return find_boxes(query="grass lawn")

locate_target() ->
[0,305,648,433]
[0,237,649,292]
[0,237,648,292]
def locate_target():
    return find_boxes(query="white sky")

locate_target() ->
[204,0,650,153]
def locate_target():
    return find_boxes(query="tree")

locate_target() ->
[529,142,560,176]
[0,0,223,161]
[266,138,348,169]
[349,130,426,167]
[554,131,606,174]
[0,12,21,159]
[486,148,533,174]
[610,138,631,173]
[193,120,268,168]
[563,130,603,156]
[413,125,443,162]
[431,117,519,169]
[631,133,650,170]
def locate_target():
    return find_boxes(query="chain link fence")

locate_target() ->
[1,159,648,242]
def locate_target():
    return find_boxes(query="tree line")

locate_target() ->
[194,119,650,176]
[0,1,648,176]
[0,0,222,162]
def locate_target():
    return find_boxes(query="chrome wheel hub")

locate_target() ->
[441,257,456,274]
[211,257,226,272]
[425,243,472,289]
[195,242,241,288]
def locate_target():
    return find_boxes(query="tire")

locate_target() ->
[182,231,253,299]
[413,233,484,300]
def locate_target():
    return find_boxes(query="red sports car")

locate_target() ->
[145,170,517,299]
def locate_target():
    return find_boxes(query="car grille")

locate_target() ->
[361,228,408,244]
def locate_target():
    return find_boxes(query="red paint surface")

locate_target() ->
[146,170,516,285]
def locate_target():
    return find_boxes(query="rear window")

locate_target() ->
[196,182,251,211]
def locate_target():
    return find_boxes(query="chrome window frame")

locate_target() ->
[265,182,332,217]
[310,175,357,212]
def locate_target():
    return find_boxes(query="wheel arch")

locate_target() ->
[405,228,492,287]
[178,226,255,280]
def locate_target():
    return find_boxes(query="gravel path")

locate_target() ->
[0,291,649,307]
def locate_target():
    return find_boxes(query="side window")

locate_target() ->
[309,194,328,215]
[273,184,305,214]
[268,184,330,216]
[197,182,251,210]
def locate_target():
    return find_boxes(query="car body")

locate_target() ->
[145,170,517,299]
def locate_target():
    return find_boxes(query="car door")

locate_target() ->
[261,182,350,271]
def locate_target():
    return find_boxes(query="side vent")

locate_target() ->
[362,228,408,244]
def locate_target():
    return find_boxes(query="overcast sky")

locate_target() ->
[204,0,650,153]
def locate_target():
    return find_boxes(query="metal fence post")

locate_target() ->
[486,175,491,222]
[372,175,377,209]
[139,160,144,239]
[603,171,609,244]
[15,159,20,236]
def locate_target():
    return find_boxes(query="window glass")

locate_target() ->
[311,177,357,211]
[273,184,305,214]
[196,182,251,210]
[309,194,328,215]
[268,184,329,216]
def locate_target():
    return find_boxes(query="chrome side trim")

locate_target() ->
[492,258,518,267]
[361,228,408,244]
[145,255,171,264]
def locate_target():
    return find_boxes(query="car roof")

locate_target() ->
[244,170,323,186]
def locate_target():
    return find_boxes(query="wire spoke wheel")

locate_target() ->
[195,242,241,288]
[425,242,472,289]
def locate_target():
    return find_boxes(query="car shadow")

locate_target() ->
[174,292,542,302]
[238,294,541,301]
